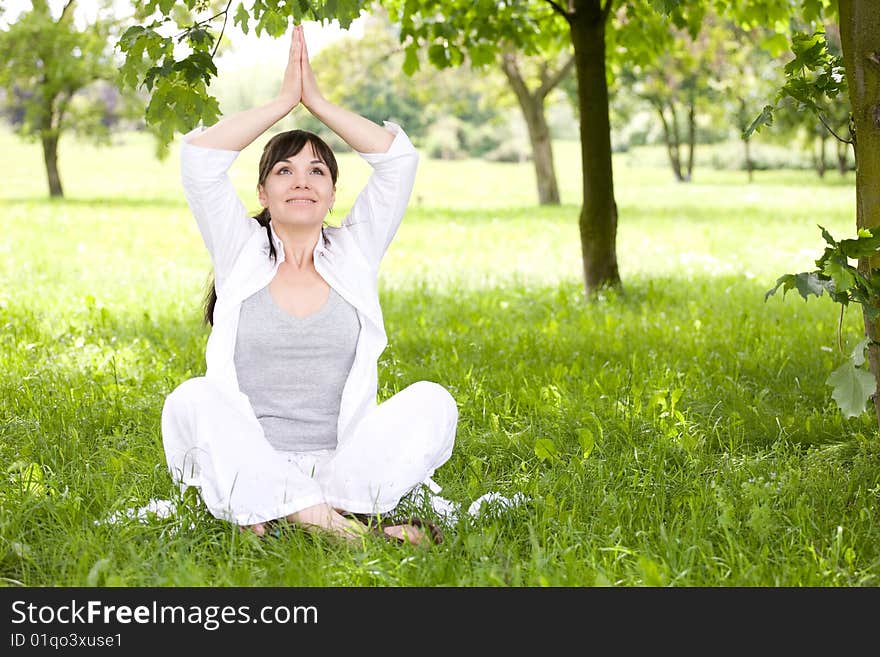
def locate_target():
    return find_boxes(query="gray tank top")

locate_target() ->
[233,284,360,452]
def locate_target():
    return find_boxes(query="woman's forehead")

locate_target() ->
[278,142,324,164]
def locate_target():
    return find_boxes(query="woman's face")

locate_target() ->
[258,144,336,230]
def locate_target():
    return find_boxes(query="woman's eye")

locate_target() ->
[310,167,324,175]
[277,167,291,175]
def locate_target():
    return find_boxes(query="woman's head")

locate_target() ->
[256,130,338,229]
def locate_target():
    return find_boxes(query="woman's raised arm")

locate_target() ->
[187,25,305,151]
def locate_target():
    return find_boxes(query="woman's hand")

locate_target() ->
[300,25,326,111]
[295,23,393,154]
[277,25,303,108]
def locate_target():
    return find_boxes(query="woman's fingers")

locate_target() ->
[278,23,302,107]
[300,23,308,62]
[300,24,324,109]
[291,24,301,62]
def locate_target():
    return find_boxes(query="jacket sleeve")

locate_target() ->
[341,122,419,268]
[179,128,260,288]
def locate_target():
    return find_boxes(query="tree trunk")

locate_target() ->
[654,100,684,182]
[570,0,620,294]
[42,132,63,198]
[685,94,696,182]
[739,97,754,183]
[836,139,850,175]
[814,133,827,178]
[500,55,561,205]
[744,136,754,183]
[839,0,880,427]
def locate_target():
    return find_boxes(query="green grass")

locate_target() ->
[2,127,879,587]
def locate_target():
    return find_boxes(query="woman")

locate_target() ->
[161,24,457,546]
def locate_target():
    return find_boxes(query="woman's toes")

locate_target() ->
[384,524,425,546]
[240,523,266,536]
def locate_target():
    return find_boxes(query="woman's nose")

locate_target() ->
[289,173,309,188]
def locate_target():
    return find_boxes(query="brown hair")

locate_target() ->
[202,130,339,325]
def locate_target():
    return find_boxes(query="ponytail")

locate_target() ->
[202,208,277,326]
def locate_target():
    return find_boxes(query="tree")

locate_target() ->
[387,0,577,204]
[720,24,787,183]
[384,0,624,291]
[0,0,134,197]
[831,0,880,424]
[746,0,880,427]
[617,15,709,182]
[498,49,573,204]
[385,0,711,293]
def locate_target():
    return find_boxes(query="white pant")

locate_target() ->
[161,377,458,526]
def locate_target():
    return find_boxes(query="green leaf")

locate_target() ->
[468,43,495,68]
[534,438,558,462]
[819,224,838,247]
[402,45,419,76]
[157,0,176,16]
[794,272,829,299]
[785,32,828,75]
[744,104,774,138]
[765,272,828,301]
[761,32,791,57]
[334,0,362,29]
[837,232,880,259]
[233,2,250,34]
[827,361,876,419]
[649,0,682,14]
[822,256,856,293]
[577,428,595,460]
[428,43,449,68]
[851,337,870,367]
[187,27,214,49]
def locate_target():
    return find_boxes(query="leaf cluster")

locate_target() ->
[117,0,370,147]
[766,226,880,418]
[744,29,848,140]
[767,226,880,314]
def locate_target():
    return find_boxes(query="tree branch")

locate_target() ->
[543,0,570,20]
[174,7,232,40]
[212,0,235,58]
[538,55,575,98]
[501,50,533,106]
[818,112,855,145]
[60,0,76,22]
[601,0,615,23]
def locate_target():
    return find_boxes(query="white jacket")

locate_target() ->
[180,121,419,447]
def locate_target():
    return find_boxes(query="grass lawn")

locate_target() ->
[1,127,878,587]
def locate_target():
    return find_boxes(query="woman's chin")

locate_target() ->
[271,214,327,230]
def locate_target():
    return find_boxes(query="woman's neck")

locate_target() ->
[272,224,322,270]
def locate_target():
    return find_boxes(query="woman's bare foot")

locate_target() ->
[239,522,267,536]
[287,504,366,542]
[381,522,429,546]
[338,511,436,546]
[239,506,435,546]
